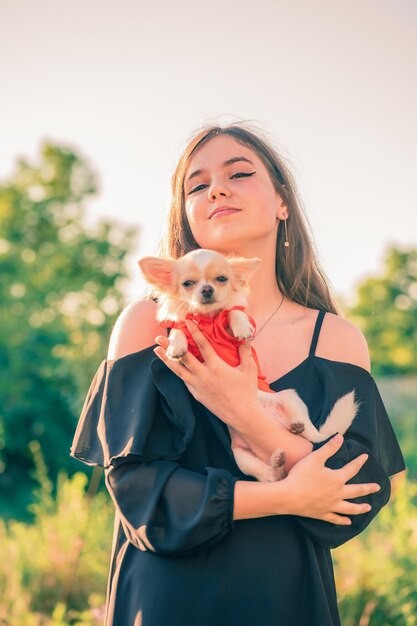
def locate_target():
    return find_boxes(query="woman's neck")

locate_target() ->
[246,262,284,320]
[224,239,285,320]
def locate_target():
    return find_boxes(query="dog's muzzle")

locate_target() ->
[200,284,215,303]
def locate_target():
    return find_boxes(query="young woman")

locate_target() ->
[71,123,405,626]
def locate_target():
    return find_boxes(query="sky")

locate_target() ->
[1,0,416,305]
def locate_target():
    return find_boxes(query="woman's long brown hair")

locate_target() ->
[160,122,340,315]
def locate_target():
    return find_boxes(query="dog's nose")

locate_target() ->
[201,284,214,300]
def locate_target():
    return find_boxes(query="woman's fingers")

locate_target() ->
[155,335,169,348]
[336,499,372,516]
[153,347,193,383]
[314,436,380,492]
[323,513,352,526]
[338,453,370,482]
[185,319,218,363]
[322,494,375,526]
[238,340,257,370]
[342,481,381,499]
[312,434,345,463]
[156,324,217,366]
[154,334,203,375]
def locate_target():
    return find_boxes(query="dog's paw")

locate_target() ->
[166,332,188,360]
[272,465,287,481]
[266,463,286,482]
[228,309,255,340]
[229,319,255,340]
[289,421,305,435]
[270,448,286,468]
[166,346,187,360]
[233,322,255,340]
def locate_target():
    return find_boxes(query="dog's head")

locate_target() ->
[138,249,260,320]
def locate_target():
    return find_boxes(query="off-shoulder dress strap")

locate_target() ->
[309,310,326,357]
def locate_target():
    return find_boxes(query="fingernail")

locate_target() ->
[333,434,343,444]
[344,518,352,525]
[374,484,381,491]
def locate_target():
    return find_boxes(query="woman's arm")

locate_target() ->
[87,301,237,557]
[154,314,372,471]
[154,323,313,469]
[101,302,385,554]
[108,302,304,466]
[233,434,381,525]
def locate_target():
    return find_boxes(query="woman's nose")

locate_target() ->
[209,180,231,200]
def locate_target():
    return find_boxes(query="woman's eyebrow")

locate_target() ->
[186,156,254,183]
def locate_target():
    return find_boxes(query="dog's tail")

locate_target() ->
[317,390,360,441]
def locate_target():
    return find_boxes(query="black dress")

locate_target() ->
[70,310,405,626]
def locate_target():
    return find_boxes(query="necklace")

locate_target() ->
[253,292,285,338]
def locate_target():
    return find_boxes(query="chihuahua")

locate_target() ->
[139,249,359,482]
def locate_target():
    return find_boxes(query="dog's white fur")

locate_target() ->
[139,249,359,482]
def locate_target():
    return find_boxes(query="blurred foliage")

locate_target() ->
[1,142,415,624]
[0,440,112,626]
[0,444,415,625]
[377,376,416,480]
[0,143,138,520]
[334,476,417,626]
[348,247,417,376]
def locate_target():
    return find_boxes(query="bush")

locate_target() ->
[334,475,417,626]
[0,441,113,625]
[1,443,415,625]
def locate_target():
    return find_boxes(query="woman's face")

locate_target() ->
[183,135,287,253]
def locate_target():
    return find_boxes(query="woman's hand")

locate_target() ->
[154,320,261,429]
[282,434,381,525]
[154,321,313,466]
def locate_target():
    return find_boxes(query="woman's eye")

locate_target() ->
[182,280,196,288]
[187,171,256,195]
[216,276,228,283]
[188,184,208,195]
[230,171,256,179]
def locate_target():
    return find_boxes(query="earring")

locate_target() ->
[282,213,289,248]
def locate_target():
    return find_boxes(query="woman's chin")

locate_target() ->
[194,234,249,254]
[194,225,277,256]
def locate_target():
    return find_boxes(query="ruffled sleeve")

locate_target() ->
[70,347,239,556]
[105,460,237,556]
[70,347,197,467]
[294,361,405,549]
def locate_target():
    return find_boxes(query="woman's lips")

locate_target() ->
[209,207,241,219]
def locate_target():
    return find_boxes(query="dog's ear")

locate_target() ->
[138,257,176,290]
[228,256,261,287]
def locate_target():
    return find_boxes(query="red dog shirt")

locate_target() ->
[161,306,271,393]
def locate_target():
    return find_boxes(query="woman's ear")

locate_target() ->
[138,257,177,290]
[275,192,288,219]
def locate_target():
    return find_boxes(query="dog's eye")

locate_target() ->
[182,280,196,288]
[216,276,228,283]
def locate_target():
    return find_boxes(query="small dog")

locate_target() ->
[139,249,359,482]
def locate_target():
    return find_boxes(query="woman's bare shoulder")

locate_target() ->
[107,299,167,360]
[316,311,371,373]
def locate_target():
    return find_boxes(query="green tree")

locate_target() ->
[348,247,417,376]
[0,142,138,520]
